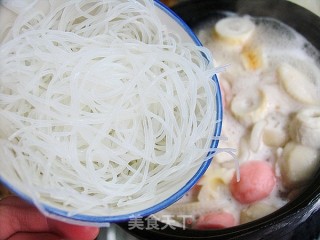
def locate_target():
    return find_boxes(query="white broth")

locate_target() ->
[157,14,320,229]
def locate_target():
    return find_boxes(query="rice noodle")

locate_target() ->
[0,0,219,217]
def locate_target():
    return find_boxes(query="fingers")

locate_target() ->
[0,196,34,209]
[8,232,61,240]
[0,197,49,240]
[48,219,100,240]
[0,196,99,240]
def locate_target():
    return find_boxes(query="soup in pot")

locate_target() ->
[155,13,320,229]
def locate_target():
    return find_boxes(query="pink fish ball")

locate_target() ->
[195,212,236,230]
[230,161,276,204]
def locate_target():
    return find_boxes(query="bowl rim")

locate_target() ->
[0,0,223,225]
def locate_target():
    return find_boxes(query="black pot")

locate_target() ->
[118,0,320,239]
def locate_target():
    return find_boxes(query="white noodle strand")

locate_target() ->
[0,0,219,217]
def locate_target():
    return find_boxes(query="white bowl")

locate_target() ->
[0,0,223,226]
